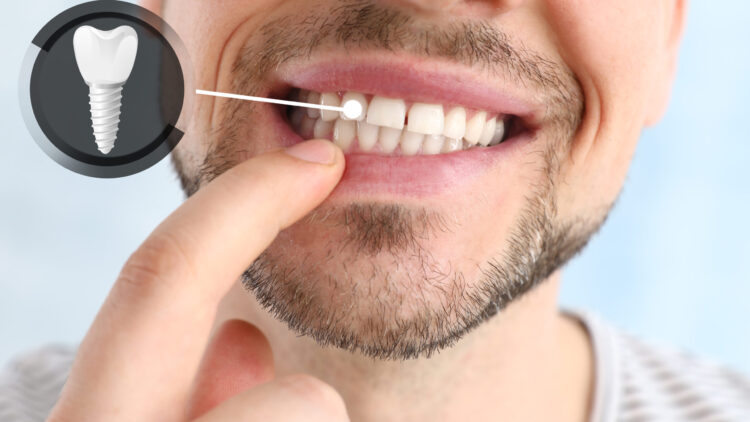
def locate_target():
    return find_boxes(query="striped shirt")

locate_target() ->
[1,312,749,422]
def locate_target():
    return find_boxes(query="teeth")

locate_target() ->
[357,121,379,151]
[423,135,445,155]
[333,119,356,150]
[367,96,406,130]
[400,131,424,156]
[307,92,321,118]
[340,92,368,121]
[320,92,340,122]
[443,107,467,140]
[478,117,496,147]
[490,120,506,146]
[464,111,487,146]
[442,137,463,153]
[407,103,444,135]
[314,118,333,139]
[289,90,512,156]
[379,127,402,153]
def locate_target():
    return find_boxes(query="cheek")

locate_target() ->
[543,0,666,217]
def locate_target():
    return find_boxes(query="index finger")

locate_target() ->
[50,140,345,422]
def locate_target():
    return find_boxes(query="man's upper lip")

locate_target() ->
[271,54,543,124]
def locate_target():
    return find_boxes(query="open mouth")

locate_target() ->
[256,59,545,196]
[283,89,528,156]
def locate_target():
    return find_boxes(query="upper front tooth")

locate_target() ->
[479,117,496,146]
[443,107,467,140]
[407,103,444,135]
[340,92,368,121]
[367,96,406,130]
[320,92,340,122]
[464,111,486,145]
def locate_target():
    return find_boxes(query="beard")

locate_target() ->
[173,0,607,360]
[237,151,606,360]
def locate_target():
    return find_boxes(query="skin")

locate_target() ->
[49,0,686,421]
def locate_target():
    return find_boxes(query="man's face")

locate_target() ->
[160,0,682,359]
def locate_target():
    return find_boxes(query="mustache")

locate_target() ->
[231,0,582,127]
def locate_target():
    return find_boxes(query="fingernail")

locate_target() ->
[285,140,337,165]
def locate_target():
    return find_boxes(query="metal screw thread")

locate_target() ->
[88,84,124,155]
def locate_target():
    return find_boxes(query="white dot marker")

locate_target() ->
[195,89,362,120]
[342,99,363,120]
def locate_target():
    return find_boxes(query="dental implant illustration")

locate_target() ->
[73,25,138,155]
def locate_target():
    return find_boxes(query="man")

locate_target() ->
[3,0,749,421]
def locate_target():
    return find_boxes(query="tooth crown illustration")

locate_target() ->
[73,25,138,155]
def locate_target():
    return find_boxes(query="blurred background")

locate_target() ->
[1,1,748,373]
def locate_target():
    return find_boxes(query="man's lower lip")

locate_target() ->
[270,105,529,197]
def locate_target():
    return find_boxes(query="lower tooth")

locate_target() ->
[357,121,379,151]
[379,127,402,153]
[400,131,424,156]
[333,119,356,150]
[423,135,445,155]
[314,119,333,139]
[442,138,463,153]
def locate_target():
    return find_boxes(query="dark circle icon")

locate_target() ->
[19,1,193,178]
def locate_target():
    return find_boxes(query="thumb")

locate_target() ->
[187,320,275,420]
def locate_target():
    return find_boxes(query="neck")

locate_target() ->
[213,272,593,422]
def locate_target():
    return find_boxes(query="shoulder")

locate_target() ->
[574,311,750,422]
[0,344,76,422]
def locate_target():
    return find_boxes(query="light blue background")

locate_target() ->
[1,2,748,373]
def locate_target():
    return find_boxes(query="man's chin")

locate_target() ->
[238,191,605,360]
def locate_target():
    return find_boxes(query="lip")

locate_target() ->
[260,54,543,198]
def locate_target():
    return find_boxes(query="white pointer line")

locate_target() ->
[195,89,363,120]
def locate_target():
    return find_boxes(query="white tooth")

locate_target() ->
[400,131,424,156]
[307,92,321,118]
[479,117,496,146]
[443,107,467,140]
[320,92,340,122]
[407,103,444,135]
[367,96,406,130]
[333,119,356,150]
[442,137,463,153]
[73,25,138,155]
[464,111,486,145]
[340,92,368,121]
[490,119,506,146]
[423,135,445,155]
[313,118,333,139]
[379,127,402,153]
[357,121,379,152]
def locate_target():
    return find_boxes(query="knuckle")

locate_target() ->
[278,374,349,420]
[117,231,193,297]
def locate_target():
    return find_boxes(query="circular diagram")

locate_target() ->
[20,1,192,178]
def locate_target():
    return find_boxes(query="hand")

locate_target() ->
[48,140,350,422]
